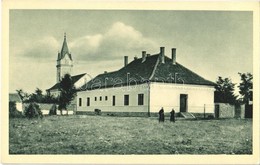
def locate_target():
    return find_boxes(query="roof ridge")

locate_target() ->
[96,70,118,77]
[72,73,86,77]
[148,55,160,80]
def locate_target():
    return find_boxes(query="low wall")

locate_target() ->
[220,103,234,118]
[23,103,76,115]
[215,103,245,119]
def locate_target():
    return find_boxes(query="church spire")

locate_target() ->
[56,33,73,83]
[60,32,69,57]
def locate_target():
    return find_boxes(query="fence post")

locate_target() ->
[204,104,206,119]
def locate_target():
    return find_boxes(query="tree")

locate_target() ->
[29,88,44,103]
[49,104,57,116]
[17,88,59,104]
[16,89,30,102]
[58,74,76,115]
[24,102,43,119]
[214,76,238,104]
[238,72,253,104]
[43,93,59,104]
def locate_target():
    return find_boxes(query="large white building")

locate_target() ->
[77,47,215,116]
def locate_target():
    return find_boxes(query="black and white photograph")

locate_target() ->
[2,0,259,164]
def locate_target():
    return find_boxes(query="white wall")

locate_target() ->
[49,89,60,97]
[16,102,23,112]
[77,82,215,114]
[149,83,215,113]
[41,110,74,115]
[77,84,148,112]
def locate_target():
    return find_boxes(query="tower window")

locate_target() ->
[100,96,102,101]
[124,95,129,106]
[95,97,97,101]
[105,96,108,101]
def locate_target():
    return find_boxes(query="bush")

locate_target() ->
[207,115,215,119]
[9,101,23,118]
[94,109,101,115]
[49,104,57,116]
[24,102,43,119]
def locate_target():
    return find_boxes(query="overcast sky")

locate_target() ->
[9,10,253,93]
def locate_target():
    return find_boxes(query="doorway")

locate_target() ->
[180,94,188,112]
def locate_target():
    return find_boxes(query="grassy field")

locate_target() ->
[9,115,252,154]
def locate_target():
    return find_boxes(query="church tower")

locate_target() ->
[56,33,73,82]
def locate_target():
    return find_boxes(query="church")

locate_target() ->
[76,47,216,117]
[46,34,89,97]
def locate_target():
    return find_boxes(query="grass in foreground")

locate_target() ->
[9,115,252,154]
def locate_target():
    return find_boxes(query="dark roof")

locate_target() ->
[47,73,86,91]
[151,57,215,86]
[57,35,72,61]
[9,93,22,102]
[81,54,215,91]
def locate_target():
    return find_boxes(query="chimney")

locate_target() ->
[124,56,128,67]
[172,48,176,65]
[160,47,165,64]
[142,51,146,63]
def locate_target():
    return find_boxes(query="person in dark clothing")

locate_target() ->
[159,107,165,122]
[170,109,175,122]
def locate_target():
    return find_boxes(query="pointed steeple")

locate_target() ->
[60,32,70,58]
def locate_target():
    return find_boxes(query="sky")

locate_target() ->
[9,10,253,94]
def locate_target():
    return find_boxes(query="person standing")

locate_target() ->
[170,108,175,122]
[159,107,165,122]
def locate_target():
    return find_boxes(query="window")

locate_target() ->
[86,97,90,106]
[105,96,108,101]
[138,94,144,105]
[124,95,129,106]
[100,96,102,101]
[95,97,97,101]
[79,98,82,107]
[112,96,115,106]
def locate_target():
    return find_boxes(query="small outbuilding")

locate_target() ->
[9,93,23,112]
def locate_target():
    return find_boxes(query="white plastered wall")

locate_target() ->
[149,83,215,113]
[77,84,149,112]
[16,102,23,112]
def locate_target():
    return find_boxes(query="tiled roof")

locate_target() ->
[9,93,22,102]
[47,73,86,91]
[81,54,215,91]
[151,57,215,86]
